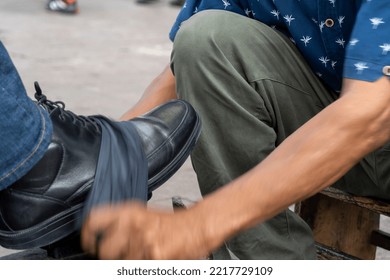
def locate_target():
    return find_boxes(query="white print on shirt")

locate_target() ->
[284,15,295,26]
[319,21,325,33]
[338,16,345,27]
[349,39,359,46]
[222,0,231,9]
[271,10,280,20]
[336,38,346,48]
[370,18,385,29]
[354,62,369,74]
[319,56,330,67]
[380,44,390,55]
[301,36,312,46]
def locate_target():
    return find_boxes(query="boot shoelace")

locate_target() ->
[34,81,100,132]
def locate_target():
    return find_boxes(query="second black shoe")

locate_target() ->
[0,82,201,250]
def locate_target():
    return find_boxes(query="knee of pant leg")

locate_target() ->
[171,10,241,71]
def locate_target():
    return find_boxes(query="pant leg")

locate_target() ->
[335,141,390,201]
[171,10,338,259]
[0,41,52,190]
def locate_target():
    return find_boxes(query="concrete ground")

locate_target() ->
[0,0,389,259]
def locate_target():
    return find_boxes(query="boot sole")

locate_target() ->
[0,113,201,250]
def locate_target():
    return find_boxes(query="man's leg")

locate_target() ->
[334,138,390,200]
[171,10,338,259]
[0,41,52,191]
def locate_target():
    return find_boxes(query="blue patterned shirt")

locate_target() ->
[170,0,390,93]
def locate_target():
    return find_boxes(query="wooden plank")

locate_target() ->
[315,243,359,260]
[297,193,379,259]
[370,230,390,251]
[322,188,390,216]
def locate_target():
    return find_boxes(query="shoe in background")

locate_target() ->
[47,0,79,14]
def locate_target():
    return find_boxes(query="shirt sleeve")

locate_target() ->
[343,0,390,82]
[169,0,247,41]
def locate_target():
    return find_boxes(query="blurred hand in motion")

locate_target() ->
[81,201,211,260]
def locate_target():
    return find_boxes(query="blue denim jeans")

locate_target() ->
[0,41,52,190]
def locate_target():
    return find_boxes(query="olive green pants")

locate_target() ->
[171,10,390,259]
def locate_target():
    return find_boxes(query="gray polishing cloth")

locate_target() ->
[80,116,148,225]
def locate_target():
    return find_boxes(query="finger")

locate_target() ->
[95,224,127,259]
[81,205,118,255]
[97,212,144,260]
[82,202,148,258]
[94,230,105,258]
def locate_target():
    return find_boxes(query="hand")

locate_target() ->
[81,201,211,259]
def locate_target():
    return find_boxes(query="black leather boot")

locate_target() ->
[0,82,201,250]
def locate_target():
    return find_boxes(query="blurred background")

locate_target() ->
[0,0,389,259]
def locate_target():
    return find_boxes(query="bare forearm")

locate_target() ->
[120,65,177,120]
[195,77,390,252]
